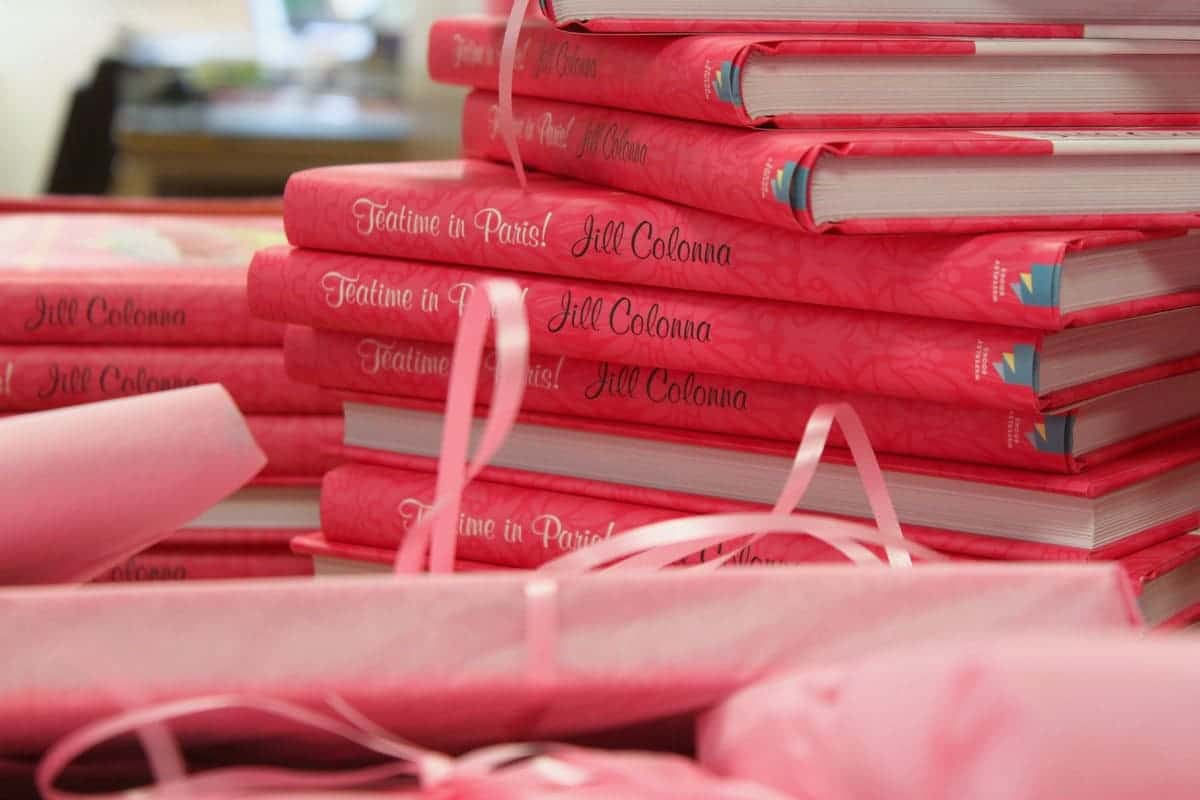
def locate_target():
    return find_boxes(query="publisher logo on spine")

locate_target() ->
[993,344,1038,390]
[764,160,809,209]
[711,61,742,106]
[1010,264,1060,308]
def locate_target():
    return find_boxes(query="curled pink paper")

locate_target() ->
[0,384,266,585]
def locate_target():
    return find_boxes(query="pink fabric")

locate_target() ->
[699,634,1200,800]
[0,384,265,584]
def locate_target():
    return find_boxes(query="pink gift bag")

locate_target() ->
[4,280,1138,770]
[698,633,1200,800]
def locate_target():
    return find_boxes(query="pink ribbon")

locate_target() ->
[36,693,548,799]
[393,279,528,574]
[497,0,534,188]
[396,277,935,577]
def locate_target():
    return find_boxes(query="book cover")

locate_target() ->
[289,327,1200,473]
[244,415,345,477]
[93,542,313,583]
[460,90,1200,234]
[0,212,286,345]
[0,345,339,414]
[249,246,1199,411]
[432,18,1200,129]
[320,463,689,566]
[538,0,1200,38]
[283,159,1197,330]
[340,440,1200,563]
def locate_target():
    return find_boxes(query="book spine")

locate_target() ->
[0,345,339,414]
[343,449,1109,563]
[320,463,689,566]
[93,546,312,583]
[460,90,811,230]
[245,415,345,477]
[283,163,1076,329]
[0,271,284,345]
[250,246,1045,410]
[428,19,750,126]
[290,327,1077,472]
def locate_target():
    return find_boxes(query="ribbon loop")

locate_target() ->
[394,278,529,575]
[497,0,534,188]
[539,512,942,576]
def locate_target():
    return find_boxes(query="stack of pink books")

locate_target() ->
[247,5,1200,626]
[0,198,342,582]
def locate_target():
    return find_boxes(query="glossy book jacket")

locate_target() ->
[282,159,1198,330]
[248,246,1199,411]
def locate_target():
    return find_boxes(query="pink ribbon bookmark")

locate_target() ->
[0,384,266,585]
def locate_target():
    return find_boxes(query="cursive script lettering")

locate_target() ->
[351,198,441,238]
[357,338,450,377]
[321,271,415,311]
[472,208,551,248]
[576,120,648,164]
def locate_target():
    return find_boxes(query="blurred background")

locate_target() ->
[0,0,493,197]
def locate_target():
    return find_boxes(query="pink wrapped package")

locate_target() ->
[32,695,791,800]
[0,384,265,585]
[698,634,1200,800]
[4,280,1139,767]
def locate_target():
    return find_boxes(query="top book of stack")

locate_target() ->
[537,0,1200,38]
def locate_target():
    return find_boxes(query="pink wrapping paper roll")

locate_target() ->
[698,634,1200,800]
[0,384,265,585]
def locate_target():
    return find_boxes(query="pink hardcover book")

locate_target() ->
[432,18,1200,129]
[0,345,338,414]
[0,212,286,345]
[461,91,1200,235]
[92,544,313,583]
[244,415,344,477]
[248,246,1200,411]
[316,465,1200,626]
[282,160,1200,330]
[291,531,509,575]
[320,463,687,567]
[538,0,1200,38]
[287,327,1200,474]
[338,395,1200,559]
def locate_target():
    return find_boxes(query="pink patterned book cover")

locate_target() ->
[289,327,1200,473]
[339,435,1200,562]
[248,246,1200,411]
[92,542,313,583]
[244,415,344,477]
[283,159,1197,330]
[432,18,1200,129]
[538,0,1200,37]
[0,212,286,345]
[460,91,1200,234]
[291,531,508,572]
[0,345,338,414]
[321,463,689,566]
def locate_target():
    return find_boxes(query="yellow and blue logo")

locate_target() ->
[993,344,1038,390]
[1027,414,1070,454]
[1010,263,1061,308]
[712,61,743,106]
[769,161,809,209]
